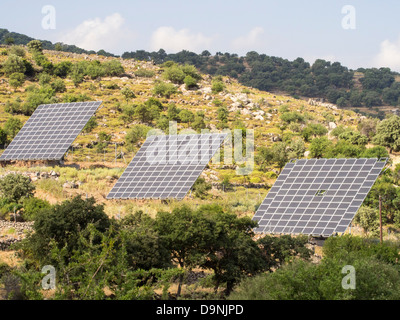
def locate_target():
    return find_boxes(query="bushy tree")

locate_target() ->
[22,85,57,115]
[121,87,136,101]
[228,257,400,300]
[178,109,195,124]
[53,61,72,78]
[301,123,328,142]
[21,197,51,221]
[8,72,25,90]
[8,46,26,58]
[134,104,153,123]
[167,103,181,121]
[192,177,212,199]
[211,80,225,93]
[86,60,105,79]
[4,117,22,139]
[153,81,177,98]
[51,78,66,93]
[22,196,110,265]
[0,128,7,146]
[163,65,186,84]
[353,206,379,234]
[0,174,35,203]
[338,130,368,146]
[2,54,26,75]
[280,111,305,124]
[103,60,124,76]
[184,75,198,89]
[309,136,332,158]
[271,142,289,173]
[217,106,229,123]
[373,116,400,153]
[119,211,171,270]
[27,40,43,53]
[125,125,151,151]
[255,146,274,172]
[192,113,206,131]
[288,138,306,159]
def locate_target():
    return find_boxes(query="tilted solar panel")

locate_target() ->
[253,158,387,237]
[107,133,227,200]
[0,101,102,161]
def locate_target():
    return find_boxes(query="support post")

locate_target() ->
[379,195,383,244]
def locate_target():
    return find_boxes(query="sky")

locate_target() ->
[2,0,400,71]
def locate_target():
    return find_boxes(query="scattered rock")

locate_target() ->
[328,122,337,130]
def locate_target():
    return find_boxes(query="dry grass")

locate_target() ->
[0,251,21,268]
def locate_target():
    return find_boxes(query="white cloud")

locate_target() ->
[232,27,264,49]
[374,36,400,71]
[59,13,133,53]
[150,27,214,53]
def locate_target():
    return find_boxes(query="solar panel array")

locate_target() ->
[0,101,102,161]
[107,133,228,200]
[253,158,387,237]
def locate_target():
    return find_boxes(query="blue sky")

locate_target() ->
[2,0,400,70]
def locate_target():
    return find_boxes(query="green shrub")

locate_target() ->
[121,87,136,101]
[184,75,198,89]
[2,54,26,75]
[162,65,185,84]
[22,86,57,115]
[103,60,124,76]
[4,98,23,114]
[134,69,155,78]
[192,177,212,199]
[27,40,43,53]
[4,117,23,139]
[51,78,66,93]
[0,173,35,203]
[8,46,26,57]
[153,81,177,98]
[228,257,400,300]
[86,60,105,79]
[323,235,400,265]
[53,61,72,78]
[125,125,152,151]
[38,73,52,86]
[62,93,90,103]
[178,109,195,124]
[22,197,51,221]
[83,117,98,133]
[119,104,136,124]
[0,198,22,221]
[211,80,225,93]
[0,128,7,146]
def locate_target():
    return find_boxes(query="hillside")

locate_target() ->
[0,44,376,219]
[2,29,400,118]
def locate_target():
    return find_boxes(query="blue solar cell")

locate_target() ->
[0,101,102,161]
[107,133,227,200]
[253,158,387,237]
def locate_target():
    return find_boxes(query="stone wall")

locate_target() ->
[0,221,33,251]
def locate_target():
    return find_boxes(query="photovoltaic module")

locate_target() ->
[253,158,387,237]
[0,101,102,161]
[107,133,228,200]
